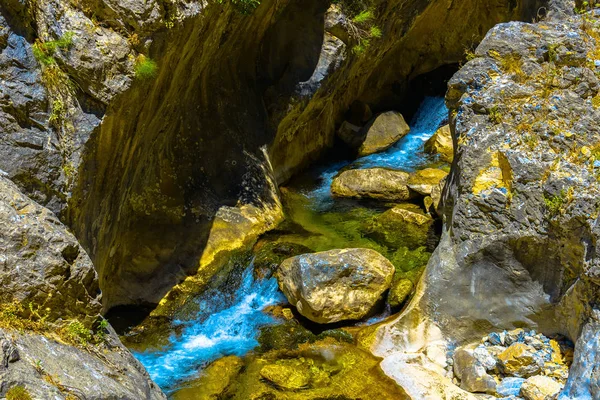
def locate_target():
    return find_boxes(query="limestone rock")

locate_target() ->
[0,329,166,399]
[388,279,413,308]
[521,375,562,400]
[358,111,410,156]
[0,176,101,325]
[372,12,600,399]
[366,205,433,250]
[424,124,454,162]
[498,343,542,377]
[331,168,413,201]
[407,168,448,196]
[277,248,395,324]
[453,348,497,393]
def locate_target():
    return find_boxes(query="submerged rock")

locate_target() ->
[358,111,410,156]
[365,205,433,250]
[213,340,408,399]
[277,248,394,324]
[424,124,454,162]
[331,167,413,201]
[172,356,243,400]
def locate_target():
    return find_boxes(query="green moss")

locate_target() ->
[6,386,32,400]
[134,56,158,80]
[544,190,567,216]
[258,322,353,352]
[217,0,261,14]
[65,320,92,345]
[488,106,503,124]
[32,32,74,66]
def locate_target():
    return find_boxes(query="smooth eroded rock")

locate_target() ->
[331,168,413,201]
[424,124,454,162]
[277,248,395,324]
[358,111,410,156]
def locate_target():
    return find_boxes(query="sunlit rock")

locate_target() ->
[424,124,454,162]
[277,248,394,324]
[331,167,413,201]
[358,111,410,156]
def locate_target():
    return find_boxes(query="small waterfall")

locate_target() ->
[134,263,285,392]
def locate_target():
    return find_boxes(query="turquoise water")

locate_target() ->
[133,96,448,393]
[303,96,448,211]
[134,265,285,391]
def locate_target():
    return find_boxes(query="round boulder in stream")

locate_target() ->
[277,248,395,324]
[331,167,414,201]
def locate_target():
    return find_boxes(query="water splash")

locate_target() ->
[134,265,285,392]
[303,96,448,210]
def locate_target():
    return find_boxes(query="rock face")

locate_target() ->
[358,111,410,156]
[0,329,165,400]
[331,168,412,201]
[370,3,600,398]
[424,125,453,162]
[277,248,394,324]
[0,179,163,398]
[0,176,101,325]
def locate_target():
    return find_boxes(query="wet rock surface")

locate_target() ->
[277,248,395,324]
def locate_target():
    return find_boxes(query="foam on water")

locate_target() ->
[134,265,285,392]
[304,96,448,210]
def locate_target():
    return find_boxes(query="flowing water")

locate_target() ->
[132,96,449,396]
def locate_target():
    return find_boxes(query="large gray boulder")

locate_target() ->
[331,168,413,201]
[277,248,395,324]
[0,328,166,400]
[0,176,101,325]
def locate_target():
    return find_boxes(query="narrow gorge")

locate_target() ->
[0,0,598,399]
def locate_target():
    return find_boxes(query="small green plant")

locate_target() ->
[134,55,158,80]
[465,48,477,61]
[94,318,110,342]
[488,106,503,124]
[217,0,261,14]
[353,9,374,23]
[32,32,75,66]
[544,190,567,216]
[65,320,92,345]
[6,386,32,400]
[48,99,65,127]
